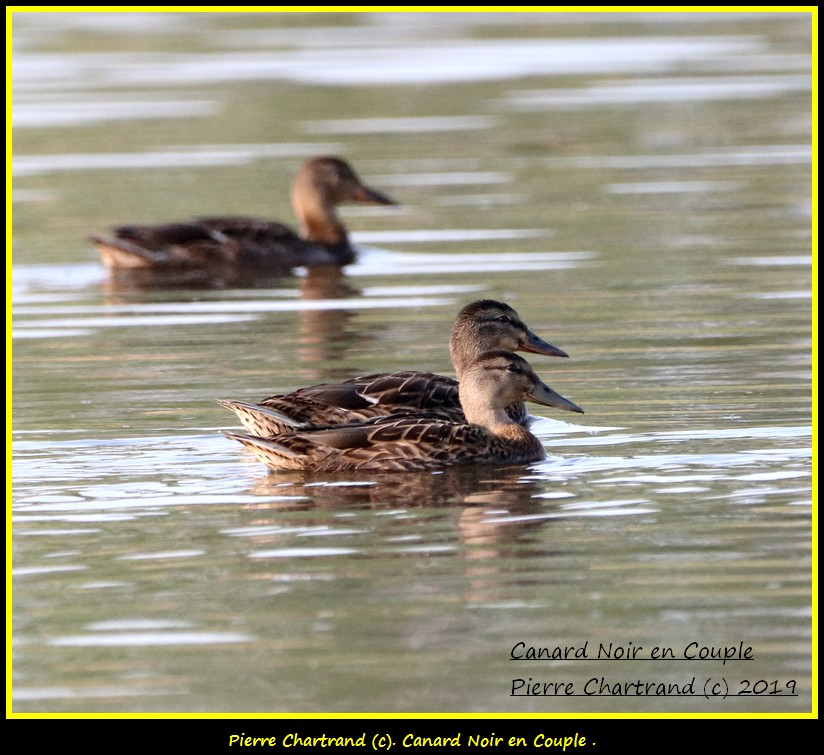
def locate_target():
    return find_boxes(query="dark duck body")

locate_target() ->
[224,351,568,473]
[91,156,396,279]
[219,300,583,437]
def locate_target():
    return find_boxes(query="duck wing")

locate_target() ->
[197,216,298,243]
[92,222,241,269]
[198,216,355,267]
[225,414,544,473]
[94,217,351,272]
[258,371,464,424]
[223,372,543,436]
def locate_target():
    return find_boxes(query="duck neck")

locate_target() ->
[295,197,348,246]
[460,392,523,437]
[450,337,484,381]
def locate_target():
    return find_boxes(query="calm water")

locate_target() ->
[10,11,813,715]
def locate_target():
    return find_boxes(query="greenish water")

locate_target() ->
[11,10,813,714]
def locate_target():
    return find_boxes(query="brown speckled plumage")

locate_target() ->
[219,300,581,436]
[224,351,563,473]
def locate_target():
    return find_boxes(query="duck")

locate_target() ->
[224,351,569,473]
[218,300,583,437]
[90,156,397,275]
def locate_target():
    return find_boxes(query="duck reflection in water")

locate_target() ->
[289,266,367,380]
[246,464,540,510]
[240,464,570,605]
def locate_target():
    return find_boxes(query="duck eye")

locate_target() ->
[496,315,511,324]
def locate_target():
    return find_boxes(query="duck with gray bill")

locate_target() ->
[219,300,581,437]
[224,351,579,473]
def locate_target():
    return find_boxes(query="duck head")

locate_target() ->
[450,300,569,379]
[459,350,583,431]
[292,156,397,245]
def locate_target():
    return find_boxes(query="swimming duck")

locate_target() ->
[218,300,583,437]
[224,351,567,473]
[90,156,397,274]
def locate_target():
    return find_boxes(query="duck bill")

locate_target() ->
[528,380,584,414]
[352,185,398,206]
[520,329,569,359]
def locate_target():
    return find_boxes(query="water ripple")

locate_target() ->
[48,631,253,646]
[250,547,358,559]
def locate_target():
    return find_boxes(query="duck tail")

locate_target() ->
[217,399,306,436]
[89,234,162,269]
[223,431,303,470]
